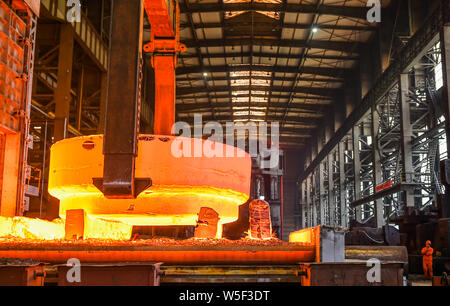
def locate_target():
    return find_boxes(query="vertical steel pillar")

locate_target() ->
[54,24,74,141]
[399,73,415,208]
[311,137,318,226]
[439,20,450,218]
[338,141,347,227]
[313,172,318,226]
[371,106,385,227]
[306,175,311,227]
[441,24,450,155]
[317,131,326,225]
[318,161,325,225]
[97,73,107,133]
[301,180,307,228]
[352,125,362,222]
[328,154,335,226]
[76,65,85,131]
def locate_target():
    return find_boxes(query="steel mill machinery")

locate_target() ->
[49,0,253,240]
[0,0,408,286]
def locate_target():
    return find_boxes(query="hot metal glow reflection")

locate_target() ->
[48,135,252,233]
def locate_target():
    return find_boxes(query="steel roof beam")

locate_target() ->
[177,85,339,97]
[178,114,320,124]
[183,38,361,52]
[179,3,370,20]
[177,75,344,83]
[176,102,328,112]
[177,93,333,101]
[179,51,359,61]
[181,22,376,32]
[176,64,350,78]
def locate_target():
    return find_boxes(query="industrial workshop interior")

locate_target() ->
[0,0,449,293]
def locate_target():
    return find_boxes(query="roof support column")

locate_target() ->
[301,180,307,229]
[76,64,85,131]
[53,24,74,141]
[352,125,362,222]
[399,73,415,208]
[328,153,335,226]
[338,141,347,227]
[97,72,107,134]
[318,133,326,225]
[440,24,450,155]
[371,105,385,228]
[439,20,450,218]
[306,175,312,228]
[318,160,325,225]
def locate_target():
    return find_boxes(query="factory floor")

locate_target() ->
[407,274,432,286]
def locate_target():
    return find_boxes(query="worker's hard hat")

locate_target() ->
[426,240,431,245]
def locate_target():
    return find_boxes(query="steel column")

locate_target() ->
[338,141,347,227]
[53,24,74,142]
[306,175,311,227]
[76,65,85,131]
[399,73,415,208]
[371,106,385,227]
[301,180,307,228]
[97,72,107,133]
[352,125,362,222]
[318,161,325,225]
[328,154,335,226]
[441,24,450,154]
[312,172,318,226]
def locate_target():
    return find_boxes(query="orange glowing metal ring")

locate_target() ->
[48,135,251,227]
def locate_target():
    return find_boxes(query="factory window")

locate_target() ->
[252,79,270,86]
[233,96,250,103]
[251,90,267,95]
[432,42,443,90]
[250,107,267,111]
[435,62,443,90]
[232,79,250,86]
[232,90,250,96]
[438,116,448,161]
[250,111,265,116]
[234,111,249,116]
[251,96,268,103]
[232,70,250,77]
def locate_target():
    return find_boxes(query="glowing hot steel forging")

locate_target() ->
[0,216,133,240]
[48,134,252,237]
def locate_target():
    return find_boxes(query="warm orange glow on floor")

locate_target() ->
[0,216,132,240]
[48,135,252,229]
[0,216,65,240]
[289,227,316,244]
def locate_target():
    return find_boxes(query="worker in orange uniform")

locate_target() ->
[421,240,434,279]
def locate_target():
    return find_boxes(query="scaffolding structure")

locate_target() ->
[299,1,450,229]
